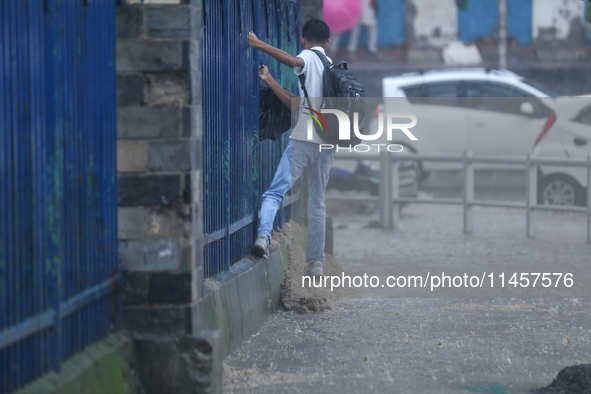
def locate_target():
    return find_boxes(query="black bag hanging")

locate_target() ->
[258,86,292,141]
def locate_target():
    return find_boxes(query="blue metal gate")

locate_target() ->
[0,1,119,393]
[202,0,302,277]
[458,0,532,45]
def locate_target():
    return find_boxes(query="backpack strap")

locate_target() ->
[310,49,348,70]
[298,74,309,98]
[310,49,332,68]
[297,73,312,108]
[298,49,330,101]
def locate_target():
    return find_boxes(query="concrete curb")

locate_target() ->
[202,242,290,358]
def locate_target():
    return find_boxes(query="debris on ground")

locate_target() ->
[275,221,354,313]
[223,362,308,390]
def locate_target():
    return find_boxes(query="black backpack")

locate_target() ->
[298,49,366,147]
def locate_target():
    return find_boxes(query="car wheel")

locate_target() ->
[538,174,585,207]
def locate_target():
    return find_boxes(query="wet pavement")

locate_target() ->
[223,203,591,393]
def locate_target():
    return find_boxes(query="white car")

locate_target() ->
[330,68,558,188]
[533,97,591,206]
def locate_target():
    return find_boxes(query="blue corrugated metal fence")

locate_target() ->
[0,1,119,393]
[458,0,533,45]
[202,0,303,277]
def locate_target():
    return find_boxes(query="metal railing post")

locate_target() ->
[379,150,392,229]
[392,158,400,230]
[587,156,590,244]
[463,151,474,234]
[526,154,537,239]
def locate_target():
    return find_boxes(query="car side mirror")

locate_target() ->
[520,102,534,115]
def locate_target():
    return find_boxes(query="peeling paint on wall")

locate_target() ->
[533,0,585,40]
[411,0,458,46]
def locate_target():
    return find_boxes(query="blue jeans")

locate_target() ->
[258,139,335,264]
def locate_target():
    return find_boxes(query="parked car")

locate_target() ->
[533,97,591,206]
[329,68,557,193]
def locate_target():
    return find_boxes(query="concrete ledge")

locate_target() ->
[14,334,138,394]
[202,242,289,358]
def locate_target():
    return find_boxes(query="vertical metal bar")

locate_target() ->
[587,156,590,244]
[392,158,399,230]
[379,151,392,229]
[463,151,473,234]
[0,2,7,390]
[498,0,508,69]
[526,154,536,239]
[223,0,231,271]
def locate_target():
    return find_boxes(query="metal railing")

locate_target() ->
[328,152,591,243]
[201,0,302,277]
[0,1,119,393]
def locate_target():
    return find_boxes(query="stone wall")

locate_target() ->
[116,0,204,336]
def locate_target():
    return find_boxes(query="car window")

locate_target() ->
[462,82,546,116]
[403,82,462,107]
[574,105,591,125]
[464,82,529,98]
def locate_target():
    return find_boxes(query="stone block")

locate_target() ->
[117,140,148,173]
[188,138,201,171]
[117,74,144,106]
[181,40,191,71]
[182,172,191,203]
[116,6,143,39]
[189,7,202,41]
[191,104,203,138]
[117,40,182,72]
[194,265,204,299]
[146,6,190,38]
[135,330,222,394]
[145,72,189,106]
[185,293,203,332]
[123,271,150,305]
[148,140,191,171]
[118,206,146,240]
[122,305,186,334]
[182,106,191,137]
[148,272,192,304]
[119,239,182,271]
[118,174,181,206]
[189,70,202,104]
[145,201,191,239]
[118,106,180,139]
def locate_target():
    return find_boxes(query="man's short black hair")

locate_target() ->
[302,19,330,44]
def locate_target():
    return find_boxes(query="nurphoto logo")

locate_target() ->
[305,109,419,152]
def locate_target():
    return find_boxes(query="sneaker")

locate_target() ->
[251,234,270,258]
[303,261,323,277]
